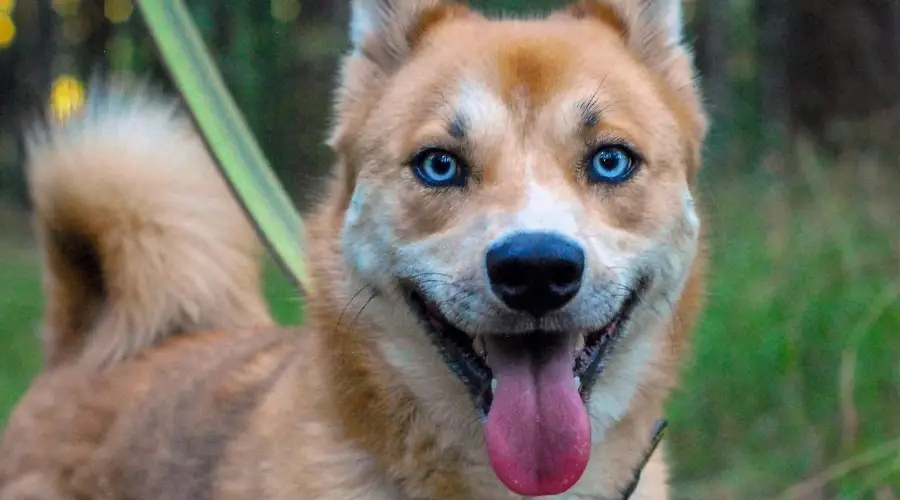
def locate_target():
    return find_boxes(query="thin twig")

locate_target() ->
[778,437,900,499]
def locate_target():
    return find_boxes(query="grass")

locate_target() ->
[0,240,42,421]
[1,147,898,497]
[667,144,900,498]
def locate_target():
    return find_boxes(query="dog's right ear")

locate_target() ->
[329,1,471,157]
[349,0,471,74]
[329,1,469,206]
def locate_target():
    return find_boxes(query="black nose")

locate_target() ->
[485,232,585,317]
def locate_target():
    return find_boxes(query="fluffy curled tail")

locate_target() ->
[25,79,273,369]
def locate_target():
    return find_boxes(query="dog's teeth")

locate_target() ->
[473,334,486,358]
[575,334,585,353]
[574,376,581,391]
[491,378,498,391]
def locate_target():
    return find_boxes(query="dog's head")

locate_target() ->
[322,0,707,496]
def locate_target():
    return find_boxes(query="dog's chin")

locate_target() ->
[399,277,649,418]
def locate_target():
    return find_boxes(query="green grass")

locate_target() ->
[0,242,42,422]
[1,152,898,497]
[666,147,900,498]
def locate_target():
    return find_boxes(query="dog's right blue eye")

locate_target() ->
[413,150,467,188]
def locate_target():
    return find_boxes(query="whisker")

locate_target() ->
[349,290,379,331]
[335,285,373,334]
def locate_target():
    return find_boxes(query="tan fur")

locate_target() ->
[0,1,708,499]
[24,82,272,369]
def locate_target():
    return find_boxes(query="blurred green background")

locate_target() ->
[1,1,899,498]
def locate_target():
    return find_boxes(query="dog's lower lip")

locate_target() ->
[403,283,494,417]
[574,277,649,399]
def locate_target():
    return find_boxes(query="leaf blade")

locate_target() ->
[135,0,311,293]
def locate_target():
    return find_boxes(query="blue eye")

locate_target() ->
[587,146,638,184]
[413,149,466,187]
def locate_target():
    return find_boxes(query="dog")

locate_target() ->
[0,0,708,498]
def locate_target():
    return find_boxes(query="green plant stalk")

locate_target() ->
[134,0,310,294]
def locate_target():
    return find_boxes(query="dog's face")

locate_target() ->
[330,0,706,496]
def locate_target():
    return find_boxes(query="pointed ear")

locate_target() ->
[568,0,688,76]
[567,0,707,174]
[350,0,471,73]
[328,1,472,190]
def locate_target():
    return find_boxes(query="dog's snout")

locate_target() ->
[485,232,585,317]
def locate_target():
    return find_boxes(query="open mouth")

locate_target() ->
[401,276,649,497]
[402,277,648,416]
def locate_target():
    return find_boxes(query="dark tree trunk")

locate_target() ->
[784,0,900,153]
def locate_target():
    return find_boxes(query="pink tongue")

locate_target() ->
[483,336,591,497]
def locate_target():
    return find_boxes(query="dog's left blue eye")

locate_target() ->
[413,150,466,187]
[587,146,638,184]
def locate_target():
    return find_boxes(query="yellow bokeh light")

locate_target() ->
[105,0,133,24]
[0,0,16,13]
[0,12,14,49]
[50,75,86,123]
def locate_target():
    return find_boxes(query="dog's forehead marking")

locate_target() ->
[453,78,584,237]
[514,162,580,237]
[494,35,575,109]
[454,78,508,137]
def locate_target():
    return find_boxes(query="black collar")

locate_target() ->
[618,419,668,500]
